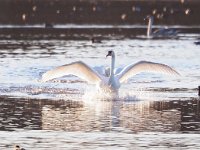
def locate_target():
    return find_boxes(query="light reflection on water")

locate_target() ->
[1,97,200,132]
[0,97,200,149]
[0,31,200,149]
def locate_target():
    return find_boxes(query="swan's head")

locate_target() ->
[106,50,114,57]
[144,15,154,21]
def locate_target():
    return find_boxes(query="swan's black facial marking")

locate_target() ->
[106,51,113,57]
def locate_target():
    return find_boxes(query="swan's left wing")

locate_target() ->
[116,61,180,83]
[42,61,102,84]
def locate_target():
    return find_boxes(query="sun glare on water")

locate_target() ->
[82,85,156,104]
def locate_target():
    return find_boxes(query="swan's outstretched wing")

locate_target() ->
[42,61,102,84]
[116,61,180,83]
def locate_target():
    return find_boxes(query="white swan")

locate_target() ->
[146,16,178,38]
[42,51,180,93]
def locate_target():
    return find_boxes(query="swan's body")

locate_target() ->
[147,16,178,38]
[42,51,180,94]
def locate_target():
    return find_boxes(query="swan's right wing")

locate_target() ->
[116,61,180,84]
[42,61,102,84]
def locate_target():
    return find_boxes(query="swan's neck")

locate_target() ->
[110,53,115,77]
[147,17,153,37]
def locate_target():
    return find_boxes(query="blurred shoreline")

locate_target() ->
[0,25,200,40]
[0,0,200,25]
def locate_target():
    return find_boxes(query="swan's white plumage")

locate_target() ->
[42,61,102,84]
[146,16,177,38]
[42,51,180,93]
[116,61,180,83]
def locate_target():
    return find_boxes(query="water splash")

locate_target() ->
[82,87,117,102]
[82,85,156,103]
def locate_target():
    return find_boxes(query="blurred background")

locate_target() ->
[0,0,199,25]
[0,0,200,40]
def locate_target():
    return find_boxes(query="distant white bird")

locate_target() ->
[42,51,180,94]
[146,16,178,38]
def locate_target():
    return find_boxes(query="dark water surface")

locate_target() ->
[0,97,200,132]
[0,97,200,149]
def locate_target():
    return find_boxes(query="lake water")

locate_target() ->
[0,26,200,149]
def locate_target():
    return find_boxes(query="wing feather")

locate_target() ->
[42,61,102,84]
[116,61,180,83]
